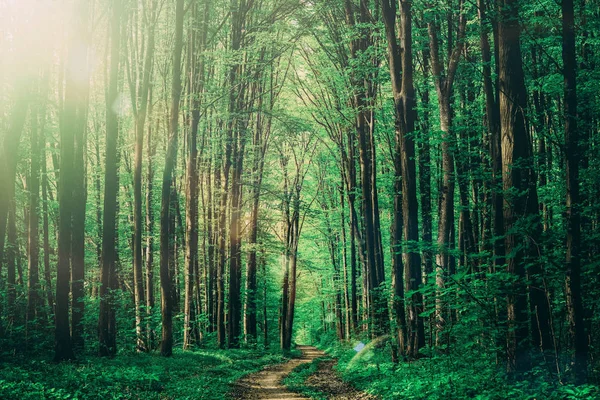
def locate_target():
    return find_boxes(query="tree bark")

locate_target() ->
[159,0,185,357]
[427,2,466,346]
[27,88,42,337]
[99,0,121,357]
[562,0,587,382]
[133,0,157,352]
[497,0,551,372]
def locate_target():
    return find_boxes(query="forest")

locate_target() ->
[0,0,599,398]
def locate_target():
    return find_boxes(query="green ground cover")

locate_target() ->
[0,348,286,400]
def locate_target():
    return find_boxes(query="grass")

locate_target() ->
[319,340,600,400]
[283,356,332,400]
[0,348,287,400]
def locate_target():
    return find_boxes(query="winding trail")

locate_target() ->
[232,345,377,400]
[232,345,324,399]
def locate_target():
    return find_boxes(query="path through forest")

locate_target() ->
[231,345,376,399]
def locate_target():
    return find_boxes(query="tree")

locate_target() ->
[99,0,122,357]
[131,0,158,352]
[497,0,551,372]
[159,0,184,357]
[427,1,466,345]
[381,0,424,358]
[183,0,209,350]
[562,0,587,382]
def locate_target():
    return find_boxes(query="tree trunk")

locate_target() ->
[0,88,28,296]
[7,203,17,327]
[159,0,184,357]
[344,0,387,337]
[562,0,587,382]
[427,3,466,347]
[99,0,121,357]
[133,1,156,353]
[71,56,89,351]
[145,110,157,350]
[27,90,42,337]
[228,132,246,348]
[41,137,54,318]
[497,0,550,372]
[477,0,503,275]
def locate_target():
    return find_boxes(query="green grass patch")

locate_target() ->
[0,348,287,400]
[283,356,332,400]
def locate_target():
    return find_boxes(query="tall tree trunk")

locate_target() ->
[477,0,503,275]
[7,202,17,327]
[99,0,121,357]
[159,0,184,357]
[42,138,54,317]
[27,89,42,337]
[418,47,434,347]
[382,0,424,358]
[339,180,352,339]
[344,131,360,333]
[498,0,551,372]
[228,132,246,348]
[55,0,90,361]
[145,111,157,350]
[562,0,587,382]
[0,87,28,295]
[245,91,271,343]
[427,3,466,346]
[344,0,387,337]
[71,55,89,351]
[133,0,156,353]
[183,0,209,350]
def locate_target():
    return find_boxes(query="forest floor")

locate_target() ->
[231,345,376,399]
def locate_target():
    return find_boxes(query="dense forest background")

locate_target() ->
[1,0,599,398]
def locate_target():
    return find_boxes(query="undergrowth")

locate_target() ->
[0,348,286,400]
[318,337,599,400]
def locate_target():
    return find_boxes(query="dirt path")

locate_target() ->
[232,345,324,399]
[303,359,377,400]
[232,346,377,400]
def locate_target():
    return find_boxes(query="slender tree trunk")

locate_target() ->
[27,91,42,337]
[133,1,156,353]
[382,0,425,357]
[345,134,360,333]
[159,0,185,357]
[562,0,587,382]
[42,139,54,317]
[0,87,28,297]
[427,4,466,347]
[7,203,17,327]
[228,132,246,348]
[245,99,271,343]
[71,59,89,351]
[145,112,157,350]
[339,181,352,339]
[99,0,121,357]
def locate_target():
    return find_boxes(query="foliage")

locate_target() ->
[321,341,600,400]
[0,349,286,400]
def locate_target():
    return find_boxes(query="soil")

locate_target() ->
[303,359,377,400]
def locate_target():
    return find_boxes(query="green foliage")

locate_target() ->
[318,341,600,400]
[0,349,286,400]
